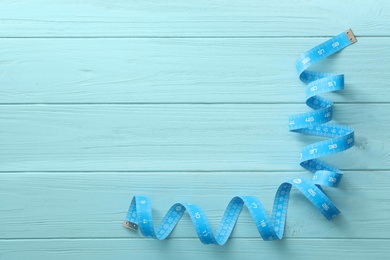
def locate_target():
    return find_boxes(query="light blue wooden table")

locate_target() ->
[1,1,390,259]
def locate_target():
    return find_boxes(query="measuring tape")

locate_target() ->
[123,29,356,245]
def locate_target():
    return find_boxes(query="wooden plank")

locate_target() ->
[0,171,389,239]
[0,238,390,260]
[1,0,389,37]
[0,38,388,103]
[0,104,388,171]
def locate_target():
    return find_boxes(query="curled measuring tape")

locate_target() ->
[123,29,356,245]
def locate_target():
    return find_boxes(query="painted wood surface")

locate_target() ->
[1,0,389,259]
[1,0,389,37]
[1,172,389,239]
[1,239,390,260]
[1,38,389,103]
[0,104,388,171]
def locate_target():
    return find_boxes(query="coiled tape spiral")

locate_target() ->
[124,29,356,245]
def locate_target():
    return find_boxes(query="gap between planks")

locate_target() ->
[0,36,389,39]
[0,169,388,174]
[0,102,390,105]
[1,237,390,241]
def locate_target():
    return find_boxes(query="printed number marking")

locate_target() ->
[308,188,316,196]
[306,117,314,122]
[302,57,311,65]
[293,178,302,184]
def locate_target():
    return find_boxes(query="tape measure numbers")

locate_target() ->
[123,29,357,245]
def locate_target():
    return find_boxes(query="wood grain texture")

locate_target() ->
[1,239,390,260]
[2,0,389,258]
[0,0,389,37]
[1,38,389,103]
[1,104,388,171]
[0,172,389,240]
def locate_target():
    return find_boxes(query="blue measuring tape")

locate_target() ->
[123,29,356,245]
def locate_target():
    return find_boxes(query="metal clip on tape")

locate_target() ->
[124,29,357,245]
[122,221,138,231]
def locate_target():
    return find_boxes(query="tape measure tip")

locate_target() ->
[345,29,357,44]
[123,221,138,231]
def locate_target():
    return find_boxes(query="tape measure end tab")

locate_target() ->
[123,221,138,231]
[345,29,357,44]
